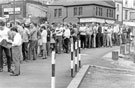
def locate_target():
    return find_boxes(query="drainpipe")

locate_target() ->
[62,7,68,23]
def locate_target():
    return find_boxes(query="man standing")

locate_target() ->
[29,23,38,60]
[55,24,63,54]
[0,21,12,72]
[7,27,22,76]
[63,25,71,53]
[41,26,48,59]
[22,24,30,62]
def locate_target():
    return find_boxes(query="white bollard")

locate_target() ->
[51,50,55,88]
[75,41,78,72]
[78,40,81,68]
[71,38,74,77]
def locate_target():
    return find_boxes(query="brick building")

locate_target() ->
[1,0,48,22]
[47,0,115,24]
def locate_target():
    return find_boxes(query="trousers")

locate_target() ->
[12,46,21,74]
[0,45,11,70]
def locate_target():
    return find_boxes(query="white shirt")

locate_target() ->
[0,26,10,42]
[12,33,22,46]
[41,30,47,43]
[79,27,86,35]
[113,25,119,33]
[64,28,70,38]
[55,27,63,36]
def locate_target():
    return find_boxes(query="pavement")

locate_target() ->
[0,46,119,88]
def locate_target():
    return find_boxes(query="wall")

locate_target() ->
[115,2,123,21]
[26,3,47,17]
[47,6,67,23]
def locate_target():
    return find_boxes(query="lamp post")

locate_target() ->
[13,0,15,25]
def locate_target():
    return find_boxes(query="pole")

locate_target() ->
[75,40,78,72]
[13,0,15,25]
[71,38,74,77]
[51,50,55,88]
[78,39,81,68]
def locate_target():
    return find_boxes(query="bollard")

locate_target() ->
[126,43,130,54]
[130,42,134,53]
[75,41,78,72]
[51,50,55,88]
[78,40,81,68]
[120,45,126,55]
[71,38,74,77]
[112,51,119,61]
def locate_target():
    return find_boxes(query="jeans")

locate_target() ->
[0,45,11,70]
[12,46,21,74]
[22,42,28,61]
[56,36,62,53]
[28,40,37,60]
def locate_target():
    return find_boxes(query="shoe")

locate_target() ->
[8,69,14,73]
[10,73,19,76]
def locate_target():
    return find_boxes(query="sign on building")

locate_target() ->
[3,7,21,15]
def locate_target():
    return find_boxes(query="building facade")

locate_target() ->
[48,0,115,24]
[114,0,123,22]
[1,0,47,22]
[123,0,135,21]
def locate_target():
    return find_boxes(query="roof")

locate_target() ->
[49,0,115,8]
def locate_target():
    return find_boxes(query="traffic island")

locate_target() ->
[79,65,135,88]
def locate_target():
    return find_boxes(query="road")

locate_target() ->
[0,46,119,88]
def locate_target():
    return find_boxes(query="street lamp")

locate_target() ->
[13,0,15,25]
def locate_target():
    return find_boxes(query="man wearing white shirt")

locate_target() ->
[63,25,70,53]
[113,24,119,46]
[8,27,22,76]
[79,24,86,48]
[0,21,12,72]
[41,26,47,59]
[107,26,113,47]
[55,24,63,54]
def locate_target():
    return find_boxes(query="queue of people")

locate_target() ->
[0,20,133,76]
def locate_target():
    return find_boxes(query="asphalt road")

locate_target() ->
[0,46,119,88]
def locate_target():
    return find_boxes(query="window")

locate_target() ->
[117,14,119,20]
[79,7,83,15]
[99,8,102,16]
[74,7,77,16]
[112,10,114,17]
[96,7,98,16]
[107,9,109,17]
[96,7,102,16]
[58,9,62,17]
[107,9,113,18]
[134,0,135,6]
[54,9,57,17]
[125,10,128,20]
[117,4,119,11]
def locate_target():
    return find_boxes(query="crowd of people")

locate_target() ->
[0,20,134,76]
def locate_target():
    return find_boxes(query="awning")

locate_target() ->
[123,21,135,26]
[80,18,105,23]
[106,20,115,24]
